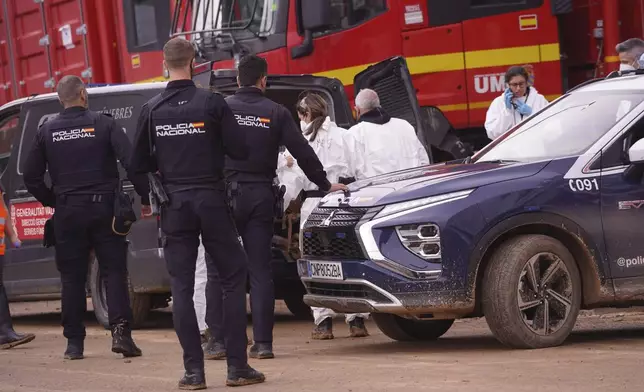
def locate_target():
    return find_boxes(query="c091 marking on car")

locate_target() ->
[568,178,599,192]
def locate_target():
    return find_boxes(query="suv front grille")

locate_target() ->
[302,231,364,259]
[304,281,393,304]
[302,207,368,259]
[303,207,369,229]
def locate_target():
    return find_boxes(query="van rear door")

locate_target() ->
[4,97,62,298]
[209,69,355,130]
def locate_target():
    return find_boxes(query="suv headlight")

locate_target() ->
[374,189,474,219]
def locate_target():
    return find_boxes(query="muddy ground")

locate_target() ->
[2,300,644,391]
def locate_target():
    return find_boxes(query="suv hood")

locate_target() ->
[318,160,550,208]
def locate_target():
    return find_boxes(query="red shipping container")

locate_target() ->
[0,0,120,107]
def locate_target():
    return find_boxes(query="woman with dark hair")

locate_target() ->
[280,92,370,340]
[484,65,549,140]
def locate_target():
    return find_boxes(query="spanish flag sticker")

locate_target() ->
[519,14,538,31]
[192,122,205,128]
[82,128,95,133]
[259,118,271,123]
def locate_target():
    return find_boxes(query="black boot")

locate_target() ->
[204,338,226,360]
[348,317,369,338]
[111,322,142,358]
[248,342,274,359]
[0,285,35,350]
[226,365,266,387]
[178,370,206,390]
[64,338,84,360]
[0,330,36,350]
[311,317,334,340]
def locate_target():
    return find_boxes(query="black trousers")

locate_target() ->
[161,188,248,372]
[53,194,132,340]
[207,182,274,345]
[0,255,15,333]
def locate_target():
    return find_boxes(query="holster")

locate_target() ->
[112,180,137,236]
[225,181,240,213]
[272,184,286,220]
[148,173,169,214]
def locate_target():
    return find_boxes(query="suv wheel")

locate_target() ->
[282,290,312,319]
[482,234,581,349]
[89,257,152,329]
[372,313,454,341]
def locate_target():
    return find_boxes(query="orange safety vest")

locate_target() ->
[0,203,7,256]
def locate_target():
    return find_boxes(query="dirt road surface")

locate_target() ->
[3,301,644,392]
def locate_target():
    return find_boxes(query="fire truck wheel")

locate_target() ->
[89,257,152,330]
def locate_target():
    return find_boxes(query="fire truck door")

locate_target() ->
[353,56,433,163]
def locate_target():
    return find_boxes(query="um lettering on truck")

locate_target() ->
[155,122,206,137]
[235,114,271,128]
[52,127,95,142]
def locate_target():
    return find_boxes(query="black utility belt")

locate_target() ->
[57,193,114,203]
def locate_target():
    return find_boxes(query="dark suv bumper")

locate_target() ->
[297,259,474,317]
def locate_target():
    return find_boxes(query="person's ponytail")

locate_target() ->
[297,93,329,142]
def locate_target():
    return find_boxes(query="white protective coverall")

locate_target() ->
[484,86,549,141]
[346,110,430,178]
[193,236,207,334]
[278,116,369,325]
[276,151,305,211]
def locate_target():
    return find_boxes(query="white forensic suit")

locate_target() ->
[193,236,207,335]
[279,116,369,325]
[484,86,549,141]
[346,108,430,178]
[276,151,306,211]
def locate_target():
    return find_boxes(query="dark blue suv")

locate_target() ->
[298,70,644,349]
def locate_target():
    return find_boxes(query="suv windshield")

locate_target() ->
[474,91,644,163]
[221,0,278,37]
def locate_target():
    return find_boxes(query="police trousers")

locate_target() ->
[207,182,274,345]
[161,189,248,372]
[53,194,132,340]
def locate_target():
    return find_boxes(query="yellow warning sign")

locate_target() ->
[519,14,538,30]
[131,54,141,69]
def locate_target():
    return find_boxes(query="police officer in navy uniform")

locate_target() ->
[23,75,148,360]
[129,38,265,390]
[203,55,347,360]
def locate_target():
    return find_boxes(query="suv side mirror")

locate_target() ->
[628,138,644,164]
[291,0,333,60]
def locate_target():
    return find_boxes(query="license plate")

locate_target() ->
[308,261,344,280]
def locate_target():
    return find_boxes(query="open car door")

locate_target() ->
[353,56,434,163]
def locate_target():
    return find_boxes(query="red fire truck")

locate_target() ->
[1,0,643,148]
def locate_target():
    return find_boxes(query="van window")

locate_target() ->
[426,0,543,27]
[313,0,387,37]
[468,0,543,19]
[123,0,171,52]
[0,114,20,177]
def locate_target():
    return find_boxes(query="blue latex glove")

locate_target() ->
[503,88,513,109]
[515,100,532,116]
